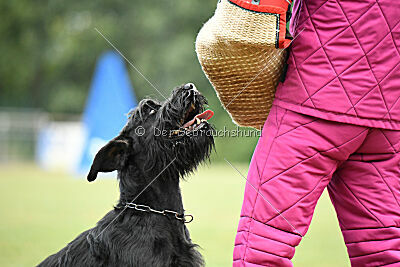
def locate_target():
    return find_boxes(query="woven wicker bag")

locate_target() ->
[196,0,292,129]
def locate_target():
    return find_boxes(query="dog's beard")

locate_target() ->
[164,124,214,176]
[160,87,214,173]
[126,85,215,179]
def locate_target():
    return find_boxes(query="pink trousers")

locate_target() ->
[233,105,400,267]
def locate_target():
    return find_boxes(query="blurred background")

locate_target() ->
[0,0,350,266]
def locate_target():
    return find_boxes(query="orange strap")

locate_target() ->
[229,0,293,48]
[229,0,291,13]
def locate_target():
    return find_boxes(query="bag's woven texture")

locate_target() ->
[206,0,280,46]
[196,0,287,129]
[274,0,400,130]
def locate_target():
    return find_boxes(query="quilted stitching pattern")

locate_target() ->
[233,105,400,266]
[274,0,400,130]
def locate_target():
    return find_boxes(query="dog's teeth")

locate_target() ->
[196,118,201,124]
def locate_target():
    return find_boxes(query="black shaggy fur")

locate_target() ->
[38,84,214,267]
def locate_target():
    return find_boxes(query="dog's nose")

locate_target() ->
[184,83,196,90]
[183,83,199,95]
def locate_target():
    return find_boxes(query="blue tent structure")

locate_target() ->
[76,51,137,175]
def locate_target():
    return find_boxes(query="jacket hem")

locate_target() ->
[273,98,400,130]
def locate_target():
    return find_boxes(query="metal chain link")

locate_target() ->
[124,202,194,223]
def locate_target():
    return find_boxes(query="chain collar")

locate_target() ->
[118,202,194,224]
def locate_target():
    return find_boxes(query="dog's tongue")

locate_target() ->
[198,109,214,120]
[183,110,214,128]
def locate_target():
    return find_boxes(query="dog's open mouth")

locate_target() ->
[170,103,214,136]
[181,103,214,129]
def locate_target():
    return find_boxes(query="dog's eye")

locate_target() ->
[149,110,156,115]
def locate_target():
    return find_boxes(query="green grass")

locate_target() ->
[0,164,350,267]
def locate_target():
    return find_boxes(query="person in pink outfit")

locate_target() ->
[233,0,400,266]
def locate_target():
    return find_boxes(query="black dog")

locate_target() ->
[38,83,214,267]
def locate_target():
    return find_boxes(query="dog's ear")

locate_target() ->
[87,138,130,182]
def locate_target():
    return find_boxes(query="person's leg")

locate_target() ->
[328,129,400,267]
[233,105,368,266]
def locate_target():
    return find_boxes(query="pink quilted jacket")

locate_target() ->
[274,0,400,130]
